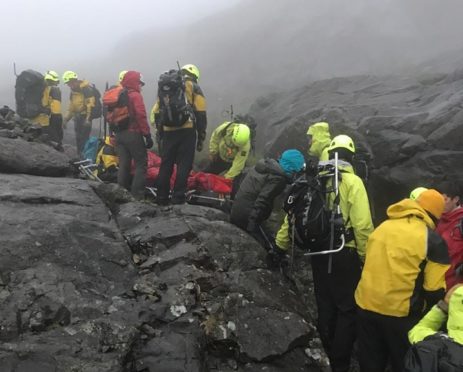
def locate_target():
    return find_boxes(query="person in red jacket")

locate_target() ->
[116,70,153,199]
[437,181,463,289]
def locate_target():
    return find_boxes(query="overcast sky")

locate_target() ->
[0,0,239,104]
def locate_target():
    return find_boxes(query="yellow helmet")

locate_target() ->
[44,70,60,83]
[327,134,355,153]
[119,70,128,82]
[231,124,250,147]
[181,64,200,80]
[410,187,428,201]
[62,70,78,84]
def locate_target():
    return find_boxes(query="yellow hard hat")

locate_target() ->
[62,70,78,84]
[327,134,355,153]
[410,187,428,200]
[231,124,250,147]
[44,70,60,83]
[181,64,200,80]
[119,70,128,82]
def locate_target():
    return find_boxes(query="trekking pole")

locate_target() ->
[230,104,234,121]
[13,62,18,77]
[103,81,108,139]
[328,151,341,274]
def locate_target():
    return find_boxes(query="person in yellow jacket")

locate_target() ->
[62,70,99,157]
[355,189,450,372]
[205,122,251,179]
[152,64,207,205]
[94,136,119,182]
[404,283,463,371]
[275,135,374,372]
[30,71,63,150]
[307,121,331,161]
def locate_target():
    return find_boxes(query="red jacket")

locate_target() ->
[437,207,463,288]
[121,71,150,136]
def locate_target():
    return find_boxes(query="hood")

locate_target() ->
[447,285,463,345]
[386,198,436,229]
[307,122,331,158]
[440,206,463,225]
[121,71,142,92]
[255,158,287,178]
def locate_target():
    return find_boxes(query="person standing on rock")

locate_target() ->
[230,149,305,249]
[115,71,153,200]
[275,135,374,372]
[30,70,64,151]
[62,71,101,157]
[153,64,207,205]
[355,189,450,372]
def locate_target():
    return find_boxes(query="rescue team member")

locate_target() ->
[355,189,450,372]
[115,71,152,200]
[154,64,207,205]
[205,122,251,180]
[30,70,63,150]
[276,135,374,372]
[62,70,99,156]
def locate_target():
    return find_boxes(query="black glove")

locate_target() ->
[196,140,203,152]
[144,135,154,149]
[267,246,288,269]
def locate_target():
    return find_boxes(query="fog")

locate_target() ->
[2,0,463,121]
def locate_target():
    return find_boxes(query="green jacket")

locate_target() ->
[275,161,373,258]
[307,122,331,161]
[209,121,250,179]
[409,286,463,345]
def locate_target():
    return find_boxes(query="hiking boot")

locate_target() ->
[156,197,170,206]
[171,196,186,205]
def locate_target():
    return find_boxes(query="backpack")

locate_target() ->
[89,85,102,119]
[15,70,46,119]
[157,69,193,127]
[103,86,130,132]
[283,160,348,252]
[404,334,463,372]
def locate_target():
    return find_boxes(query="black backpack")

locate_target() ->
[89,85,102,119]
[15,70,46,119]
[283,161,346,252]
[404,334,463,372]
[157,69,193,127]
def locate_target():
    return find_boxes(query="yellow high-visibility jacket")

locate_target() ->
[355,198,450,317]
[64,80,96,122]
[30,85,61,127]
[208,121,251,179]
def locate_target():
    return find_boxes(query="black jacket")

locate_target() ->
[230,158,290,229]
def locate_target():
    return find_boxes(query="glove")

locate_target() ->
[144,135,154,149]
[267,246,288,269]
[196,140,203,152]
[437,299,449,314]
[246,219,257,233]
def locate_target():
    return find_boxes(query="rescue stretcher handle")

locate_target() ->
[303,233,345,256]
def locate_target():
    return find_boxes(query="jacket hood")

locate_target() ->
[448,285,463,345]
[121,71,142,92]
[307,122,331,158]
[255,158,288,178]
[386,198,436,229]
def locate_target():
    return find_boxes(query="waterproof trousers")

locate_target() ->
[204,156,230,175]
[74,115,92,157]
[311,248,362,372]
[115,130,147,199]
[157,128,196,203]
[357,308,419,372]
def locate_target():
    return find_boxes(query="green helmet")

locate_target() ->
[181,64,200,80]
[119,70,128,82]
[410,187,428,201]
[62,70,78,84]
[327,134,355,153]
[231,124,250,147]
[44,70,60,83]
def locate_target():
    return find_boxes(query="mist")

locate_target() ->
[2,0,463,122]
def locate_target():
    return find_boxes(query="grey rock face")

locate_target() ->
[250,72,463,220]
[0,173,324,371]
